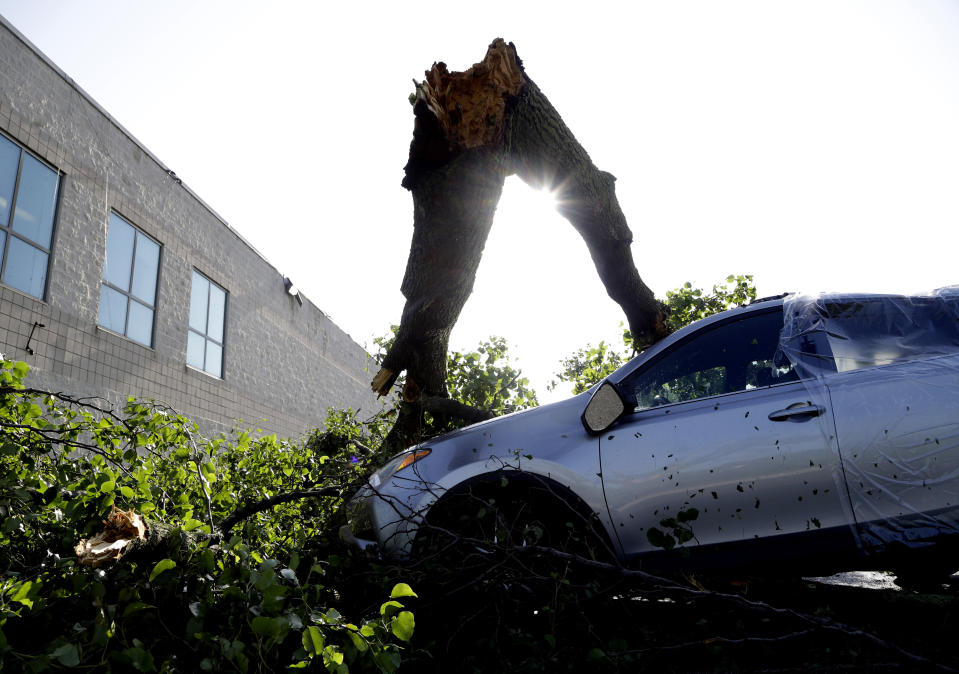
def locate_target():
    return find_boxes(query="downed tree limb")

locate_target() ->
[75,518,219,568]
[374,38,667,421]
[379,394,496,456]
[218,486,342,534]
[74,488,350,566]
[420,394,496,425]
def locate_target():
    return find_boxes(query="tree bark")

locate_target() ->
[505,78,665,346]
[377,147,507,400]
[379,393,497,455]
[373,39,668,436]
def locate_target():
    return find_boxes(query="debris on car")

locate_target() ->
[345,288,959,580]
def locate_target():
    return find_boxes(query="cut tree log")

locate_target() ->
[373,39,667,434]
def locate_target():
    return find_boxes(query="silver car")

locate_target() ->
[344,290,959,578]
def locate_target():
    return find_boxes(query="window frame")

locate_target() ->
[97,211,162,348]
[0,131,62,300]
[186,269,227,378]
[618,306,797,413]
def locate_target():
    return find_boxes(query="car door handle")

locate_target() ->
[768,403,824,422]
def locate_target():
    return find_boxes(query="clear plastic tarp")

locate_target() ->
[778,288,959,551]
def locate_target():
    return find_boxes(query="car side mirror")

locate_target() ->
[582,381,627,434]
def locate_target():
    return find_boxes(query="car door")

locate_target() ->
[827,356,959,550]
[807,295,959,550]
[600,308,853,565]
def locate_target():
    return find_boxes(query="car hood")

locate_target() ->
[415,392,590,450]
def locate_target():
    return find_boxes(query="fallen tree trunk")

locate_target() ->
[374,40,667,399]
[372,39,668,448]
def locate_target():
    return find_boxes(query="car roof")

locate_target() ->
[612,288,959,381]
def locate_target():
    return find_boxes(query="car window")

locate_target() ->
[780,293,959,377]
[823,297,959,372]
[624,310,797,411]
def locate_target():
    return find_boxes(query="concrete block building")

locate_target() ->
[0,16,382,439]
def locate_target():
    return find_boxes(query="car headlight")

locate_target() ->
[368,448,432,488]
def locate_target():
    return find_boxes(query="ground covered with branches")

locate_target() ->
[4,356,959,673]
[0,359,414,672]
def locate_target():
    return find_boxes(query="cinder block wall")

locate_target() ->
[0,18,385,439]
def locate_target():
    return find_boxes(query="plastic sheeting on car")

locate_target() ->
[778,288,959,552]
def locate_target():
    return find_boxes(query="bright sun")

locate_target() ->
[496,179,560,226]
[455,175,624,402]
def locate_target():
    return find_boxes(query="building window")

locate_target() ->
[98,212,161,347]
[0,133,61,299]
[187,270,226,377]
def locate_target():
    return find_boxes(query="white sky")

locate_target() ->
[2,1,959,402]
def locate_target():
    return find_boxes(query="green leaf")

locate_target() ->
[123,645,155,672]
[198,548,215,573]
[100,480,116,493]
[373,650,402,673]
[122,601,155,617]
[301,626,324,656]
[390,582,417,599]
[646,527,675,550]
[149,558,176,582]
[49,643,80,667]
[262,584,286,612]
[253,569,276,592]
[120,485,135,498]
[391,610,415,642]
[10,580,34,608]
[587,648,607,662]
[677,508,699,523]
[379,600,403,616]
[322,645,344,667]
[348,630,368,653]
[251,616,282,638]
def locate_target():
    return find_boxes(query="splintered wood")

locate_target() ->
[415,39,525,150]
[74,506,147,567]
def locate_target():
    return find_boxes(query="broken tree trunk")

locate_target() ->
[373,39,668,438]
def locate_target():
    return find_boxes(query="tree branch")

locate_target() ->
[420,395,495,424]
[218,487,343,534]
[508,544,956,672]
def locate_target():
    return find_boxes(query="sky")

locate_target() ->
[2,0,958,402]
